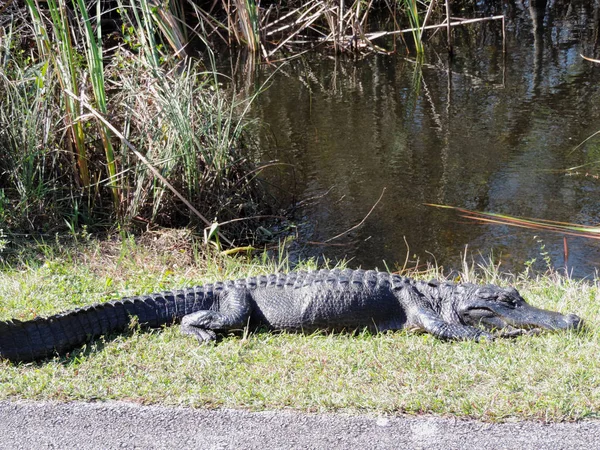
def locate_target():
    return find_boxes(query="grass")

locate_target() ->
[0,0,266,239]
[0,232,599,421]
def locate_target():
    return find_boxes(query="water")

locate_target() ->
[241,1,600,277]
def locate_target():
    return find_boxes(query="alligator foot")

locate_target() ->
[180,307,250,344]
[180,324,217,343]
[180,311,222,343]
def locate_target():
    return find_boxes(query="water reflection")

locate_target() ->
[241,1,600,277]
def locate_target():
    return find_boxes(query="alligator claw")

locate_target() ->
[526,327,543,336]
[180,325,217,343]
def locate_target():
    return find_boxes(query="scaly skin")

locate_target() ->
[0,269,583,363]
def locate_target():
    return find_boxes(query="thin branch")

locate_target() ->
[445,0,452,53]
[234,161,293,187]
[264,0,318,31]
[420,0,437,40]
[268,4,331,57]
[324,188,386,243]
[570,128,600,153]
[265,1,322,37]
[213,214,288,227]
[304,240,358,247]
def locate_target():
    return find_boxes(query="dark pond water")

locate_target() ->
[240,1,600,277]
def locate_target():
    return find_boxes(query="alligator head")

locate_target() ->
[455,284,582,336]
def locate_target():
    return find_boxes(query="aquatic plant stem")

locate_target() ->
[445,0,452,54]
[420,0,436,40]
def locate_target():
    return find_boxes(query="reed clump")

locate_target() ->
[196,0,432,57]
[173,0,501,58]
[0,0,267,242]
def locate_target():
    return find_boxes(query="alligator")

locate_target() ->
[0,269,582,363]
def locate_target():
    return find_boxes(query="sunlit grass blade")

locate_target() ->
[427,204,600,240]
[581,54,600,64]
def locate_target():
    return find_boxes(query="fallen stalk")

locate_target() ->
[352,15,505,42]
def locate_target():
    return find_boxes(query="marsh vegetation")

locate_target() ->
[0,0,509,245]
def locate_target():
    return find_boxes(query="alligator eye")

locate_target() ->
[477,289,498,300]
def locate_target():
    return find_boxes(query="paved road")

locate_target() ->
[1,401,599,449]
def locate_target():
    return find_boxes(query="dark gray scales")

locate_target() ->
[0,269,582,363]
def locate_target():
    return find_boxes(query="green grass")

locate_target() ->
[0,233,599,421]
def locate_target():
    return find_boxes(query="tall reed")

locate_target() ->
[191,0,432,56]
[402,0,424,54]
[232,0,261,52]
[75,0,120,209]
[25,0,91,188]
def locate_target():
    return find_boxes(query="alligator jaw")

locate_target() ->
[458,284,583,335]
[501,306,583,332]
[470,306,582,333]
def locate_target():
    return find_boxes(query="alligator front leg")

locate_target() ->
[413,310,494,341]
[180,288,252,343]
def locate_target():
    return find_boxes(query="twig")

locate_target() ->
[265,0,317,31]
[305,240,358,247]
[502,15,506,54]
[581,54,600,64]
[265,1,321,37]
[339,0,344,39]
[359,0,374,28]
[268,4,331,57]
[63,89,235,247]
[235,161,293,187]
[401,235,411,274]
[324,188,386,243]
[570,128,600,153]
[213,215,288,227]
[295,185,336,208]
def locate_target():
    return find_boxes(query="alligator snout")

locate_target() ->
[565,313,583,329]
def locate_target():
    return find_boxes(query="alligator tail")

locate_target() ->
[0,286,214,363]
